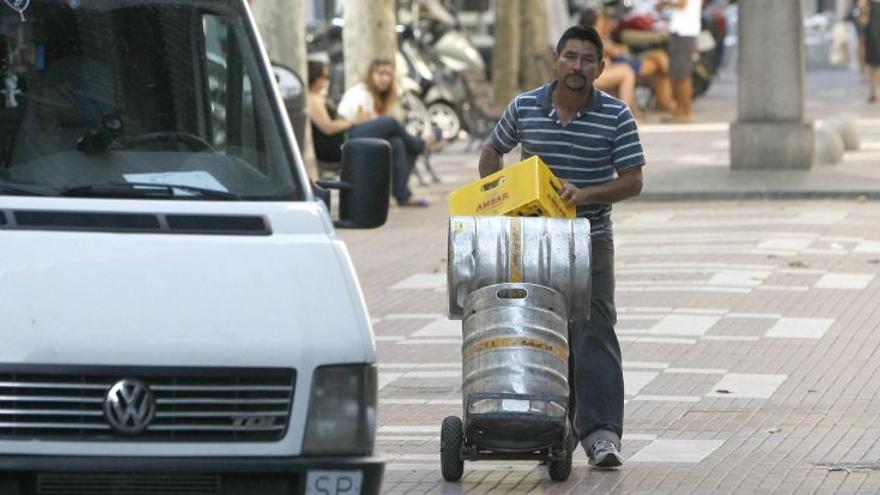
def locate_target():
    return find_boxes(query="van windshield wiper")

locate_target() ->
[0,180,55,197]
[60,182,240,200]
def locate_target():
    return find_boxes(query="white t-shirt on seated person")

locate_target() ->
[337,83,375,122]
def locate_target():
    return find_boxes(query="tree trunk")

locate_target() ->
[520,0,551,90]
[343,0,397,91]
[250,0,317,180]
[493,0,522,106]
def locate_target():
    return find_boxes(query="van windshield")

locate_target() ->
[0,0,302,200]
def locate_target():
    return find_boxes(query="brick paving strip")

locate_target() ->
[338,70,880,494]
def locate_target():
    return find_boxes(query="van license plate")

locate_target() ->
[502,399,530,412]
[305,470,363,495]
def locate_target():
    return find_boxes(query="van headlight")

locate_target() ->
[302,364,376,455]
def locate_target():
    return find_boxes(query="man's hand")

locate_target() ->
[559,167,643,206]
[559,182,583,205]
[478,142,504,178]
[353,106,374,124]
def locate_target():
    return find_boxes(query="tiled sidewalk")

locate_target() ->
[342,195,880,494]
[335,69,880,494]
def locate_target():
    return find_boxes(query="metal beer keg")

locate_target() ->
[460,283,569,451]
[448,216,591,321]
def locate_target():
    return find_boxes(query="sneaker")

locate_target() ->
[587,439,623,469]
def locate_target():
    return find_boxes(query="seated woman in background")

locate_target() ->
[592,57,643,121]
[580,7,677,115]
[307,59,435,207]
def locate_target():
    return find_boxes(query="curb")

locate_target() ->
[636,190,880,201]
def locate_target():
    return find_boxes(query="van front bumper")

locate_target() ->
[0,454,384,495]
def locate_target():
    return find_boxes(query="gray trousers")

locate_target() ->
[568,235,624,449]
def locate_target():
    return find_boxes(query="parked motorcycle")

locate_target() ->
[397,24,464,142]
[414,1,502,144]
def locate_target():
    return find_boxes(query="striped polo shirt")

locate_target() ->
[490,82,645,237]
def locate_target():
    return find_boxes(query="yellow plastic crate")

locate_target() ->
[448,156,576,218]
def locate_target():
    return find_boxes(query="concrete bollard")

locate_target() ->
[814,121,845,166]
[826,113,860,151]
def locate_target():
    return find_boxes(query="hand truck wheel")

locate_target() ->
[440,415,464,481]
[548,448,573,481]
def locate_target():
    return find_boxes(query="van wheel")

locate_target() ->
[548,449,573,481]
[440,416,464,482]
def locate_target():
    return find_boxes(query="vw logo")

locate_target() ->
[103,379,157,434]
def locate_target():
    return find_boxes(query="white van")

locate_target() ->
[0,1,388,494]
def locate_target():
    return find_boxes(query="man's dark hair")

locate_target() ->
[555,25,604,61]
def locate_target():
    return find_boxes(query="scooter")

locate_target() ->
[415,3,502,146]
[397,24,464,142]
[394,64,443,186]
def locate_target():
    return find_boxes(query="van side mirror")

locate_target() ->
[315,138,391,229]
[272,63,307,151]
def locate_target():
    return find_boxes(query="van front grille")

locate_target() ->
[0,366,295,442]
[36,473,221,494]
[3,210,271,235]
